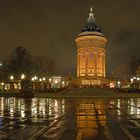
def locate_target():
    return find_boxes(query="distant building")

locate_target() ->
[49,76,65,89]
[75,7,107,86]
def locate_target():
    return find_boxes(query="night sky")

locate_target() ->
[0,0,140,76]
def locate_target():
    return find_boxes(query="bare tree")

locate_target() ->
[6,46,32,79]
[31,56,56,76]
[136,65,140,77]
[5,46,57,80]
[114,64,131,81]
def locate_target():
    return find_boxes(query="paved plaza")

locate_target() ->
[0,97,140,139]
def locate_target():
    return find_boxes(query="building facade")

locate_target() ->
[76,7,107,85]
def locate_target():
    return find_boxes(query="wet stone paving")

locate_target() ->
[0,97,140,139]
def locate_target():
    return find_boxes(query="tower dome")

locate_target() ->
[75,6,107,85]
[78,6,106,38]
[82,6,101,33]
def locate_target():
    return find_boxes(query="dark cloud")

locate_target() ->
[0,0,140,75]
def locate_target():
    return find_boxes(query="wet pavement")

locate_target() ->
[0,97,140,139]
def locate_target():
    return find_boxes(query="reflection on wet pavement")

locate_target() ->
[1,97,140,139]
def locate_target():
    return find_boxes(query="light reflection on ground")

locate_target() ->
[0,97,140,139]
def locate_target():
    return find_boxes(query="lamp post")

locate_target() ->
[0,63,3,82]
[1,82,4,91]
[10,75,14,80]
[21,74,25,80]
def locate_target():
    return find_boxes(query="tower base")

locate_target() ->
[73,76,115,88]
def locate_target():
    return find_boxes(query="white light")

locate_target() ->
[43,77,46,81]
[118,81,121,85]
[10,75,14,80]
[1,82,4,85]
[34,76,38,80]
[21,110,25,118]
[137,77,140,81]
[133,76,136,79]
[0,63,2,66]
[54,100,58,107]
[55,80,58,84]
[62,81,65,84]
[21,74,25,79]
[130,78,133,83]
[49,78,52,82]
[39,78,42,82]
[31,77,35,81]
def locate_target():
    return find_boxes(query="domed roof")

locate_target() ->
[78,7,105,37]
[78,31,105,38]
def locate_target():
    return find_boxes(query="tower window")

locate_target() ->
[90,54,92,58]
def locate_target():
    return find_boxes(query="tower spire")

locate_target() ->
[88,6,95,22]
[90,6,93,13]
[89,6,94,19]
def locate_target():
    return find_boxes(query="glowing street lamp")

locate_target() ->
[31,77,35,81]
[130,78,133,83]
[21,74,25,79]
[54,80,58,84]
[137,77,140,81]
[117,81,121,88]
[49,78,52,82]
[10,75,14,80]
[39,78,42,82]
[43,77,46,81]
[118,81,121,85]
[0,63,3,81]
[133,76,136,80]
[1,82,4,86]
[34,76,38,80]
[1,82,4,91]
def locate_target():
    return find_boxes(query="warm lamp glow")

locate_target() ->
[34,76,38,80]
[21,74,25,79]
[130,78,133,83]
[49,78,52,82]
[43,77,46,81]
[10,75,14,80]
[1,82,4,85]
[31,77,35,81]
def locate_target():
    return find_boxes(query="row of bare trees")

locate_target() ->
[3,46,57,80]
[112,58,140,80]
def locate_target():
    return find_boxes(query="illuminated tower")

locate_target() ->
[76,7,107,85]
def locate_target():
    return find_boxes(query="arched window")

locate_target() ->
[90,54,92,58]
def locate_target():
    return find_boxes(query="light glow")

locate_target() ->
[43,77,46,81]
[21,74,25,79]
[130,78,133,83]
[1,82,4,86]
[10,75,14,80]
[49,78,52,82]
[34,76,38,80]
